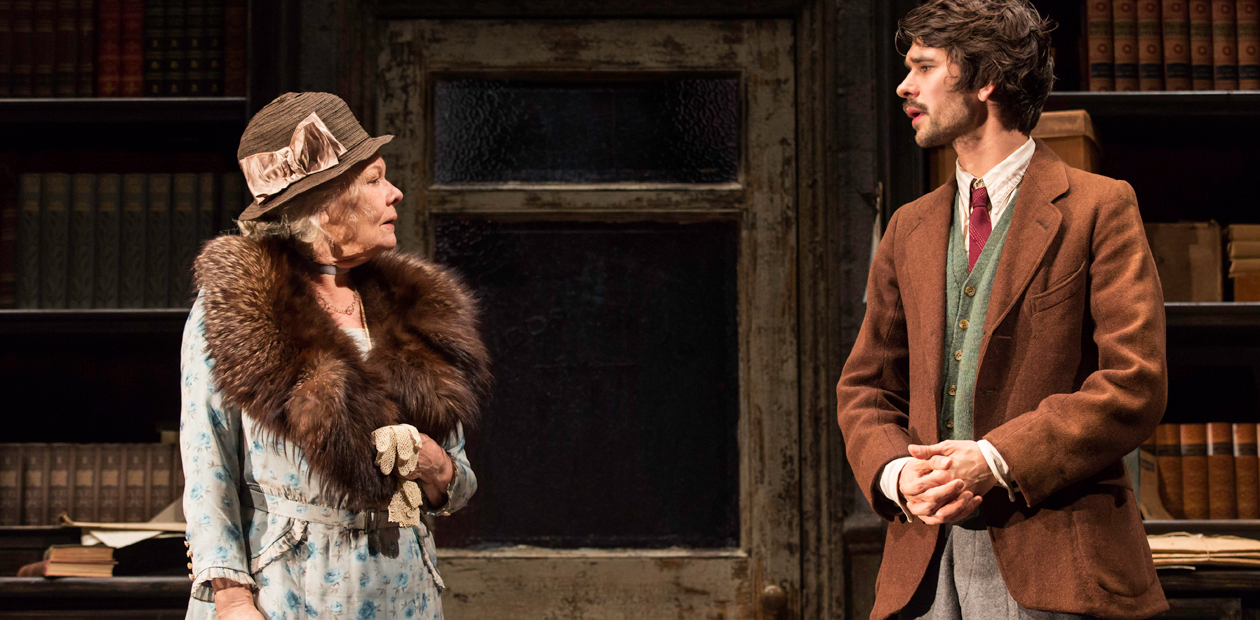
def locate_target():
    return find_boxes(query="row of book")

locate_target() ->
[0,0,247,99]
[17,544,116,577]
[0,171,248,309]
[1146,423,1260,520]
[1086,0,1260,91]
[0,443,183,526]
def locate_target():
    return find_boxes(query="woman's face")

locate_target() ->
[325,154,403,266]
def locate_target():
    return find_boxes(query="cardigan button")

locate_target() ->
[954,350,963,361]
[964,286,976,296]
[945,418,954,429]
[948,385,957,396]
[959,320,969,330]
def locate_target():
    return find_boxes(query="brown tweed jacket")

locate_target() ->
[837,141,1169,620]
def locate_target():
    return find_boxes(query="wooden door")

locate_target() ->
[379,19,798,619]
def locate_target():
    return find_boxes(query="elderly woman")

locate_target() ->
[180,92,492,620]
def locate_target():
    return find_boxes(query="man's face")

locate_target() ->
[896,43,980,148]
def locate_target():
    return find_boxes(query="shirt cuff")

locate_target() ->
[879,456,916,523]
[977,439,1018,502]
[190,567,257,603]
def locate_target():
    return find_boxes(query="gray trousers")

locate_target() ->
[898,516,1097,620]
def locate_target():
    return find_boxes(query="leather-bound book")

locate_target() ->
[1157,423,1186,518]
[16,173,40,308]
[93,173,120,308]
[1182,423,1211,519]
[1139,0,1165,89]
[0,0,13,96]
[1238,0,1260,88]
[223,0,244,96]
[53,0,75,97]
[1089,0,1117,90]
[1191,0,1216,88]
[67,173,94,309]
[142,0,164,96]
[96,0,120,96]
[118,0,141,96]
[118,173,145,308]
[1165,0,1193,89]
[162,0,184,96]
[38,172,69,309]
[204,0,222,95]
[1236,423,1260,518]
[1115,0,1142,89]
[1207,422,1238,519]
[31,0,54,96]
[1213,0,1240,89]
[74,0,91,95]
[11,0,33,96]
[144,173,170,308]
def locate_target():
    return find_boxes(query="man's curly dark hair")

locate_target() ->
[897,0,1056,135]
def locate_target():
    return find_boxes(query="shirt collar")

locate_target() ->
[954,136,1036,211]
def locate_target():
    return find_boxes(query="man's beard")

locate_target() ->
[911,95,972,148]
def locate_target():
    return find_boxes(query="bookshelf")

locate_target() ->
[0,97,249,124]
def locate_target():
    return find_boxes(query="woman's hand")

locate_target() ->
[400,433,454,506]
[212,581,264,620]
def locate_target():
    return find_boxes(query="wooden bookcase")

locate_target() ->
[0,6,297,608]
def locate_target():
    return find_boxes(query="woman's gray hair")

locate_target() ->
[238,160,370,254]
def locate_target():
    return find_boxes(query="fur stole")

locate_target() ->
[193,235,492,510]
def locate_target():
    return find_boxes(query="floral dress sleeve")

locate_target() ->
[424,423,477,517]
[180,297,256,603]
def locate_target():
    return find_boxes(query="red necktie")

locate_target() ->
[968,184,991,273]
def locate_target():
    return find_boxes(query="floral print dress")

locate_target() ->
[180,298,476,620]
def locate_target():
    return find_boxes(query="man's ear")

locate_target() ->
[976,83,996,102]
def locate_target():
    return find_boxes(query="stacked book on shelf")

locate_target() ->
[17,544,116,577]
[0,443,184,526]
[1086,0,1260,91]
[1149,422,1260,520]
[0,0,246,98]
[1227,224,1260,300]
[0,171,247,309]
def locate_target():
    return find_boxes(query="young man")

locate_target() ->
[836,1,1168,619]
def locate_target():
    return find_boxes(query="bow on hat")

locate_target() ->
[238,113,348,203]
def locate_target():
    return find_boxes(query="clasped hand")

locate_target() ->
[897,440,997,524]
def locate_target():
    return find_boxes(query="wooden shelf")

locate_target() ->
[0,576,190,598]
[1164,303,1260,328]
[1146,519,1260,537]
[0,309,190,334]
[0,98,249,124]
[1045,91,1260,117]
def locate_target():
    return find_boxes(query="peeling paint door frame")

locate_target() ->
[378,19,798,619]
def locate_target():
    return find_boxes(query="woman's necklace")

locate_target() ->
[316,289,358,317]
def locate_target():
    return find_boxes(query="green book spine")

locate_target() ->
[67,173,95,309]
[184,0,204,95]
[16,173,40,309]
[75,0,94,96]
[94,173,120,308]
[118,173,145,308]
[170,173,197,308]
[39,173,69,309]
[0,178,16,308]
[196,171,215,240]
[163,0,184,96]
[219,171,244,234]
[142,0,164,96]
[53,0,74,96]
[145,174,171,307]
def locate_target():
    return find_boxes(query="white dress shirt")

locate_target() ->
[878,137,1035,522]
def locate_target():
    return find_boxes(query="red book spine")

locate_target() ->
[31,0,54,96]
[1191,0,1216,88]
[11,0,33,96]
[1239,0,1260,88]
[1214,0,1241,89]
[96,0,119,96]
[223,0,244,96]
[1164,0,1193,89]
[118,0,141,96]
[1139,0,1165,89]
[75,0,92,96]
[53,0,75,96]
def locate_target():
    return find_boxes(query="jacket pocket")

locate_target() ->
[1030,260,1087,314]
[1069,487,1156,598]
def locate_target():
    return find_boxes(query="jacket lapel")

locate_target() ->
[906,179,955,442]
[982,140,1068,344]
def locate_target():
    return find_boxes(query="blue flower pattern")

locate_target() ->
[181,299,469,620]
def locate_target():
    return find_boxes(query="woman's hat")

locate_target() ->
[235,92,393,222]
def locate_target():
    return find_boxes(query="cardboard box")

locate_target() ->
[1144,222,1224,302]
[929,110,1101,189]
[1233,273,1260,302]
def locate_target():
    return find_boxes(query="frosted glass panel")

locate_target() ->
[433,77,739,184]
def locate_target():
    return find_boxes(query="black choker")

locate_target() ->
[315,263,351,276]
